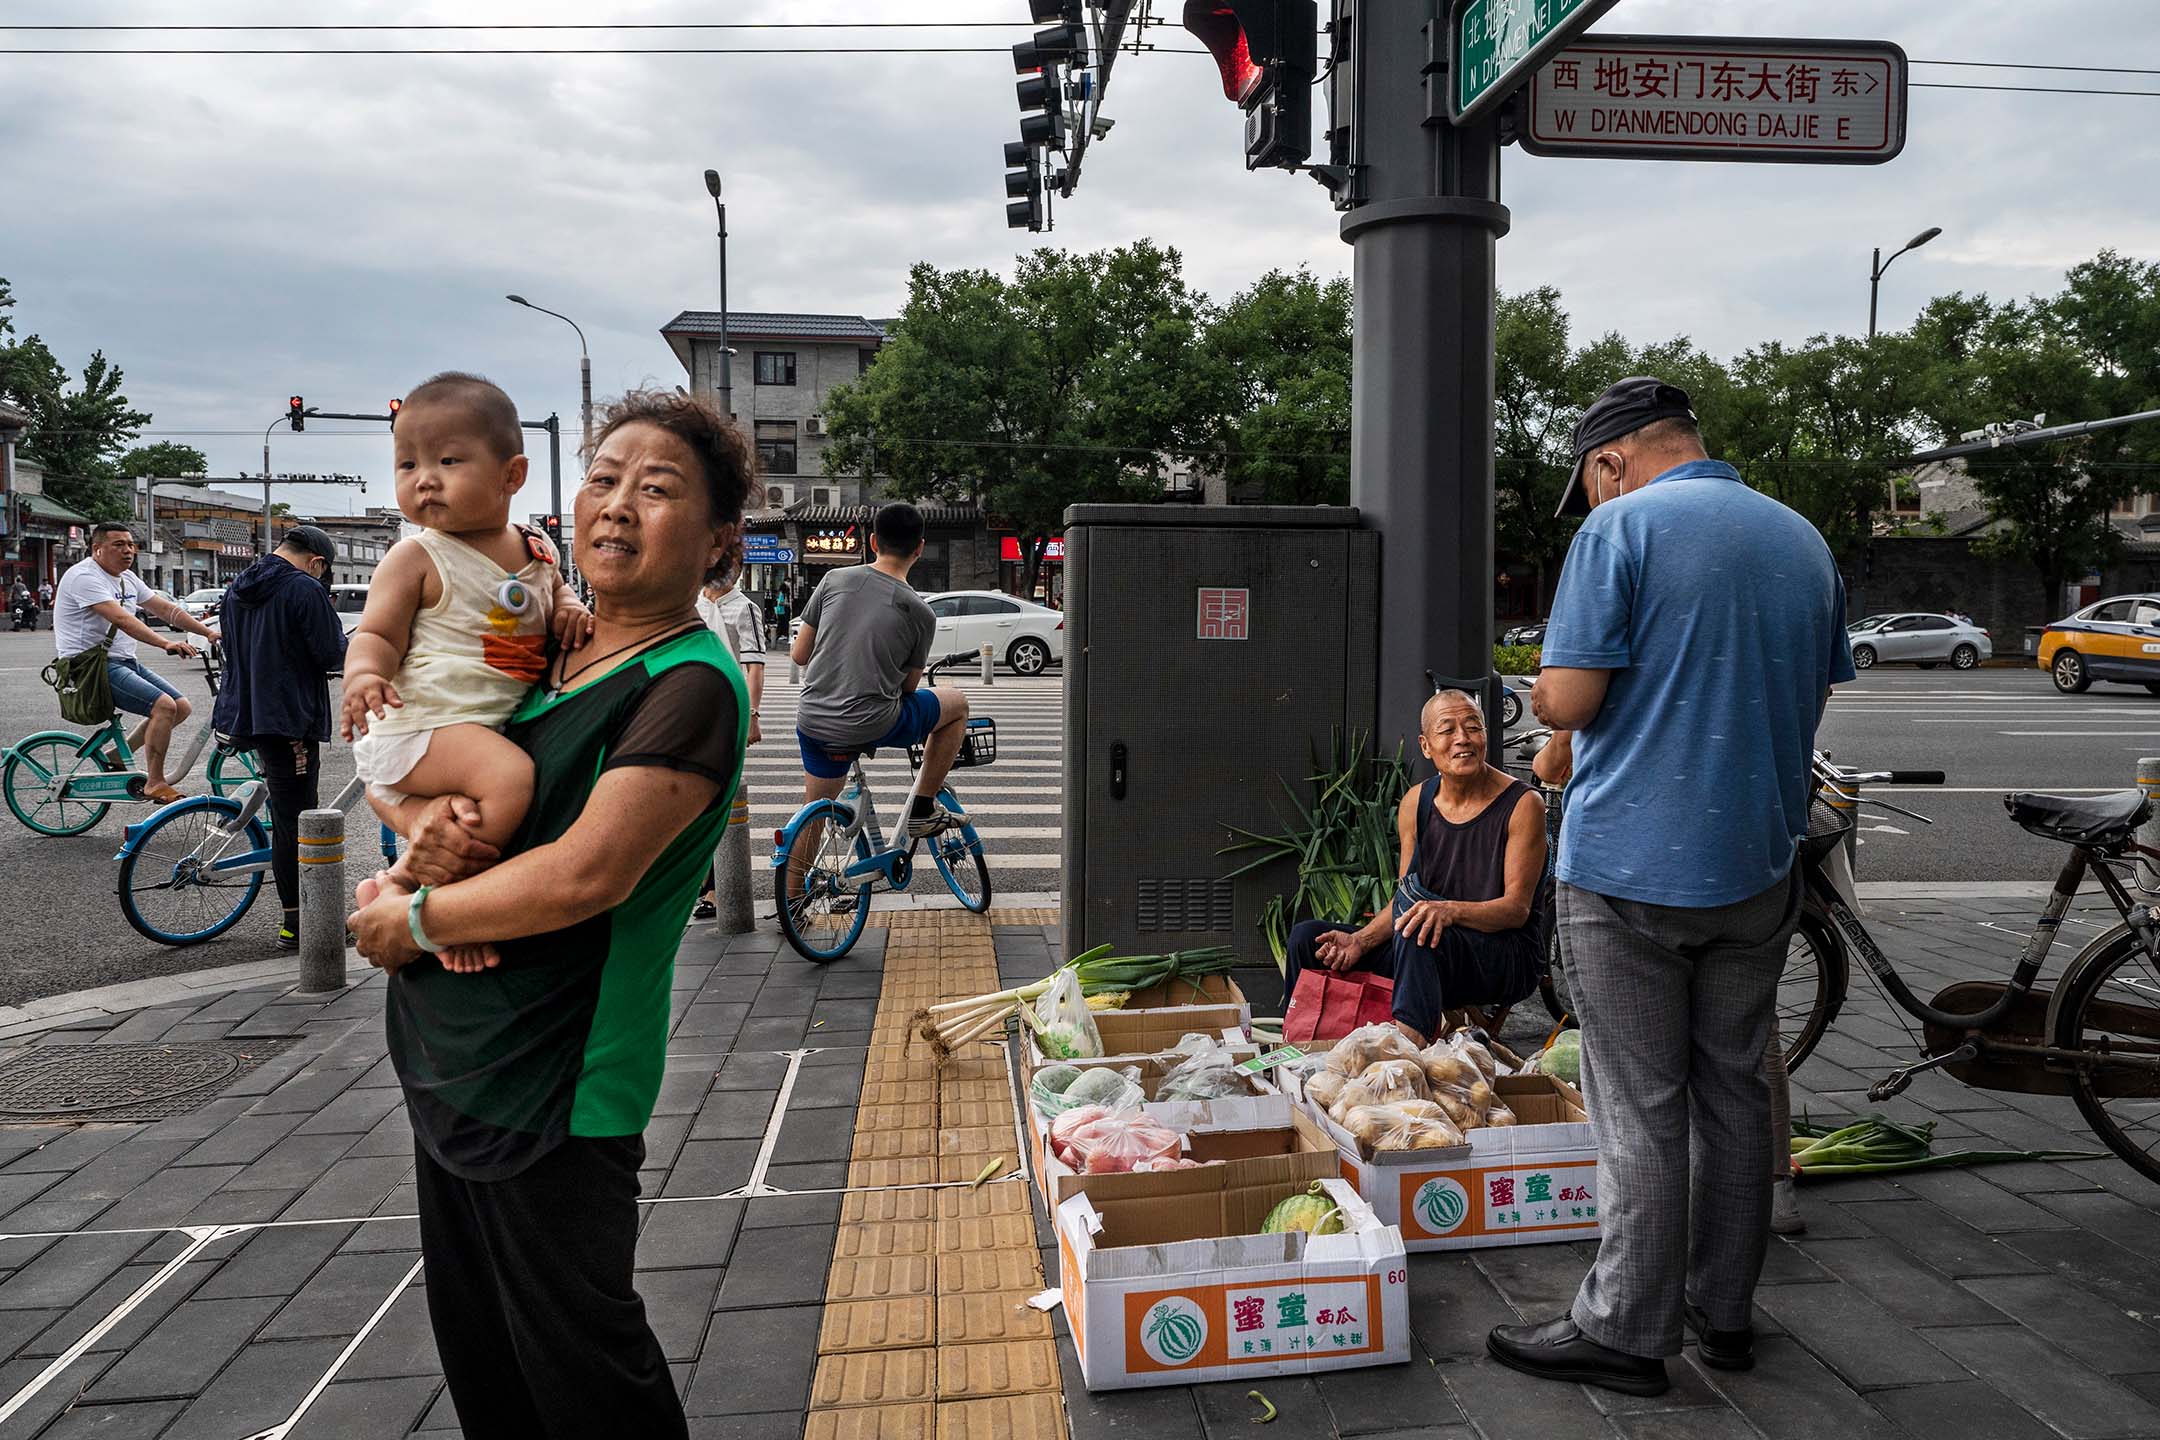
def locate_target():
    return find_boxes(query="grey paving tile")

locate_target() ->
[754,1169,846,1219]
[2,1124,141,1175]
[1589,1350,1729,1416]
[2033,1191,2160,1263]
[1439,1352,1618,1435]
[183,1183,299,1227]
[1611,1411,1760,1439]
[177,1111,308,1169]
[243,1063,370,1116]
[768,1111,853,1166]
[1849,1196,2044,1277]
[687,1089,777,1142]
[0,1351,122,1437]
[681,1304,820,1415]
[747,986,819,1020]
[89,1294,282,1400]
[637,1199,742,1271]
[733,1017,808,1050]
[1999,1228,2160,1315]
[653,1065,719,1118]
[294,1084,405,1137]
[644,1115,695,1173]
[344,1108,414,1160]
[1866,1378,2059,1440]
[0,1168,61,1219]
[799,1047,868,1070]
[638,1266,725,1361]
[1681,1335,1902,1440]
[281,1156,413,1223]
[194,1222,356,1300]
[1195,1375,1329,1437]
[0,1301,65,1358]
[710,1052,790,1092]
[261,1249,425,1339]
[1958,1274,2160,1375]
[338,1286,438,1379]
[18,1258,215,1359]
[1794,1237,2011,1327]
[807,999,876,1031]
[1888,1167,2079,1233]
[1755,1237,1832,1286]
[94,1162,245,1230]
[1927,1324,2160,1439]
[157,1336,348,1440]
[1751,1283,1966,1389]
[1315,1338,1470,1433]
[1473,1243,1590,1321]
[1055,1328,1204,1440]
[660,1140,759,1199]
[786,1064,862,1110]
[0,1231,158,1310]
[223,1131,362,1192]
[674,1003,751,1041]
[35,1397,189,1438]
[1405,1255,1523,1361]
[692,975,765,1006]
[283,1375,442,1439]
[712,1223,835,1310]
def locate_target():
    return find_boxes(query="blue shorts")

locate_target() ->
[107,656,184,718]
[797,690,943,780]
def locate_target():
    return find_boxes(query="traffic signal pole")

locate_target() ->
[1338,2,1510,760]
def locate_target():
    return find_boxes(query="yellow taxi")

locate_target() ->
[2038,593,2160,694]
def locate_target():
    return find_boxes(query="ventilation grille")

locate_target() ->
[1136,878,1233,933]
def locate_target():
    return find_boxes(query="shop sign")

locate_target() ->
[999,537,1066,563]
[803,527,861,559]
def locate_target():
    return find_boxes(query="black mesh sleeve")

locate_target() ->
[601,662,744,805]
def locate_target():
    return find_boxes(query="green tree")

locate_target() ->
[0,277,152,520]
[1194,268,1352,504]
[823,241,1211,594]
[119,442,210,480]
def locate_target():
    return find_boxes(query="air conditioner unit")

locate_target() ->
[805,415,827,437]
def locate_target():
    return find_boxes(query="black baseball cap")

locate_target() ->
[1554,376,1698,519]
[281,524,337,564]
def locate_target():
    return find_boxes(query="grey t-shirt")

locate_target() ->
[795,566,938,746]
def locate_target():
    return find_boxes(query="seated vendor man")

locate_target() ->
[1284,689,1549,1045]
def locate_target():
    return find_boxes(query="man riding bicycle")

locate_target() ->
[789,503,971,888]
[53,522,222,803]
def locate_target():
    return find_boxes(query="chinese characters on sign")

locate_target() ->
[1197,587,1250,641]
[803,527,860,557]
[1524,36,1907,164]
[1224,1282,1374,1359]
[1452,0,1620,122]
[1483,1166,1598,1229]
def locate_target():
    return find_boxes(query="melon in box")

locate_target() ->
[1055,1172,1410,1391]
[1296,1071,1600,1251]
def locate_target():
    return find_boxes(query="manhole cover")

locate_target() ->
[0,1039,296,1123]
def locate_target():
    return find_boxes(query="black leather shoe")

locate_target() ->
[1487,1316,1670,1396]
[1682,1302,1755,1371]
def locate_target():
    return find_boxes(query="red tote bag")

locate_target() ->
[1282,968,1396,1045]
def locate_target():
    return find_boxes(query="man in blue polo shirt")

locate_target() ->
[1489,378,1854,1397]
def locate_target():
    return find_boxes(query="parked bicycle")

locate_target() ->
[1788,753,2160,1182]
[113,772,399,946]
[1,645,262,836]
[1511,726,1858,1070]
[772,651,995,962]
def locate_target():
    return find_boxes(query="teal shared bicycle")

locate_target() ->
[1,646,262,836]
[772,657,995,962]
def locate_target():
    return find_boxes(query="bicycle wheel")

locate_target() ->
[118,796,269,945]
[1778,907,1846,1072]
[206,744,263,802]
[775,799,873,963]
[929,789,992,914]
[4,734,115,836]
[1540,926,1574,1025]
[2053,927,2160,1185]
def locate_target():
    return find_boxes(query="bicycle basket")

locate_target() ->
[1801,794,1854,864]
[909,717,997,770]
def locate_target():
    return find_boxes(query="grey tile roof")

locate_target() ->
[661,311,887,342]
[783,500,980,526]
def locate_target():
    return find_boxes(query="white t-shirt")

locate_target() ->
[54,557,153,661]
[695,586,767,667]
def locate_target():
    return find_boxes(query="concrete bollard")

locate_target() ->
[296,808,348,992]
[713,790,756,934]
[980,643,994,685]
[2139,757,2160,894]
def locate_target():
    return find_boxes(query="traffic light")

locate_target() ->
[1011,21,1080,74]
[539,514,564,556]
[1182,0,1316,169]
[1016,65,1065,148]
[288,395,306,432]
[387,398,402,421]
[1004,140,1044,231]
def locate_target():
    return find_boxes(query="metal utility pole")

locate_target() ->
[507,295,593,466]
[1868,225,1942,340]
[704,170,733,423]
[1341,4,1511,759]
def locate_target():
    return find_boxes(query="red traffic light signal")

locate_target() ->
[287,395,306,432]
[1181,0,1315,168]
[387,398,403,419]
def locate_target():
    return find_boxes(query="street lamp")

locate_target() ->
[1868,226,1942,340]
[506,294,592,472]
[704,169,734,424]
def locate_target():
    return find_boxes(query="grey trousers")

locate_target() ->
[1561,868,1800,1357]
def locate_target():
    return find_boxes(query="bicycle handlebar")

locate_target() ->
[1884,770,1946,785]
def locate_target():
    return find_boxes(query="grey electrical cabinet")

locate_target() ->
[1062,505,1379,963]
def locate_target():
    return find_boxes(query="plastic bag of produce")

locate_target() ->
[1062,1107,1185,1174]
[1324,1022,1421,1077]
[1030,967,1104,1060]
[1037,1065,1143,1124]
[1341,1103,1464,1154]
[1156,1035,1249,1102]
[1359,1057,1431,1106]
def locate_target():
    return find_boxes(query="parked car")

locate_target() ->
[2036,593,2160,695]
[921,590,1064,675]
[331,583,370,635]
[1844,612,1993,671]
[176,587,225,624]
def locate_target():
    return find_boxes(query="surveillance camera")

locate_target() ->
[1091,115,1115,140]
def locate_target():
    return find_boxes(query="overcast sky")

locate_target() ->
[5,0,2156,521]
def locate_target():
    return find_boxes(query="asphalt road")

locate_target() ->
[1,627,2147,1005]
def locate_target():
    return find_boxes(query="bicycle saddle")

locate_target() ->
[2002,790,2150,847]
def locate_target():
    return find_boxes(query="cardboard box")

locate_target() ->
[1038,1106,1339,1208]
[1115,973,1253,1029]
[1295,1072,1600,1252]
[1055,1173,1411,1390]
[1021,1045,1289,1207]
[1028,1009,1249,1069]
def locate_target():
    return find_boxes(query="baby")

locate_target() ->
[342,372,590,970]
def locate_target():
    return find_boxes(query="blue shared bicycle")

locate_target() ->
[772,656,995,962]
[113,773,400,946]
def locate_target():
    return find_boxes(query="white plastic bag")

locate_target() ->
[1030,967,1104,1059]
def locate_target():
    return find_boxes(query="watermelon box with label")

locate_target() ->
[1020,1037,1286,1208]
[1292,1071,1601,1252]
[1054,1172,1411,1390]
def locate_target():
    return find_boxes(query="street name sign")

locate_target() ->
[1450,0,1621,124]
[1521,35,1908,163]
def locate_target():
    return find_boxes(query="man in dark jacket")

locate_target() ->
[212,526,347,949]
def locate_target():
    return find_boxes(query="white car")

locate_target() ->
[176,587,225,624]
[1845,612,1994,671]
[922,590,1064,676]
[332,583,370,635]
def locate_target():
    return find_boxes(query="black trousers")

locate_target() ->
[250,738,319,914]
[413,1135,687,1440]
[1286,917,1541,1040]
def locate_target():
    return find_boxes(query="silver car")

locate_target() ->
[1845,612,1993,671]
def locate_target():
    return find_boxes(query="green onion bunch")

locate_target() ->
[1791,1113,2105,1178]
[912,944,1237,1061]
